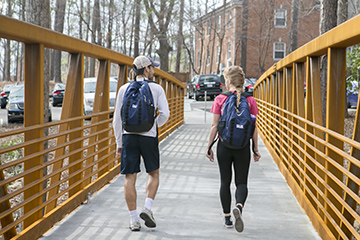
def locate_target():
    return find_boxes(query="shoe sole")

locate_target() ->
[224,224,233,229]
[233,208,244,232]
[140,212,156,228]
[130,227,140,232]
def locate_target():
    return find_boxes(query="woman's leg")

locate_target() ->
[233,143,251,206]
[217,141,233,214]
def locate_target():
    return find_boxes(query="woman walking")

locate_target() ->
[206,66,261,233]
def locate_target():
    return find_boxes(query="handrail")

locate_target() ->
[0,15,184,240]
[254,14,360,240]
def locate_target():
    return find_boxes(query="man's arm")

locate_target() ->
[156,87,170,127]
[113,87,124,149]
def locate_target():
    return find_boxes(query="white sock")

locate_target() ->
[129,210,139,223]
[145,198,154,210]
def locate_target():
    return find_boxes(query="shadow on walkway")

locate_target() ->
[41,99,320,240]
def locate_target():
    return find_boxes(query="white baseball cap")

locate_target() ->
[133,55,160,69]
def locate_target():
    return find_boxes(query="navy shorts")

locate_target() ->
[120,134,159,174]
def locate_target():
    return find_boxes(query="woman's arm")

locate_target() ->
[252,125,261,162]
[206,113,221,162]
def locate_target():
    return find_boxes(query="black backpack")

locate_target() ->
[208,91,257,154]
[121,80,156,132]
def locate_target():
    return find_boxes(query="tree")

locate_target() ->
[240,0,249,74]
[143,0,175,71]
[3,0,12,82]
[90,0,101,77]
[319,0,337,125]
[105,0,114,49]
[26,0,51,124]
[175,0,185,72]
[53,0,67,83]
[288,0,300,53]
[134,0,141,57]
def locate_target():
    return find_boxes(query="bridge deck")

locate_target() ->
[40,99,321,240]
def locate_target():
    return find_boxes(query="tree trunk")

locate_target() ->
[90,0,101,77]
[143,0,175,72]
[121,0,128,55]
[288,0,300,53]
[337,0,349,118]
[26,0,51,124]
[106,0,114,49]
[53,0,67,83]
[240,0,248,74]
[79,0,83,40]
[134,0,141,57]
[175,0,185,72]
[3,0,12,82]
[320,0,337,125]
[84,0,91,77]
[337,0,348,25]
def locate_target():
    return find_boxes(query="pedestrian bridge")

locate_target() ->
[0,14,360,240]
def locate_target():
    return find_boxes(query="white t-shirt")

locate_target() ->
[112,78,170,148]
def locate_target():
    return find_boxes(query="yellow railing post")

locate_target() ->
[92,60,111,179]
[23,43,45,228]
[46,53,84,213]
[325,47,347,238]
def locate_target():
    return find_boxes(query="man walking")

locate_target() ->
[113,55,170,231]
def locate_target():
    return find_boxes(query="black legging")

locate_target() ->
[216,140,251,214]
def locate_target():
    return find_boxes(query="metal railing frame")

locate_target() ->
[0,16,184,240]
[254,14,360,240]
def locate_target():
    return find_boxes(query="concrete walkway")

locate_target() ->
[41,98,321,240]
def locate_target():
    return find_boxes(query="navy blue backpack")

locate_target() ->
[217,91,253,149]
[121,80,155,133]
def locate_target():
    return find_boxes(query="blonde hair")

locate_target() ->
[223,66,245,113]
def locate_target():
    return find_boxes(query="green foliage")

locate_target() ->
[346,44,360,96]
[1,138,24,177]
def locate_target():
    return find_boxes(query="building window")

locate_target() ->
[273,42,286,60]
[217,46,221,63]
[197,52,201,68]
[217,15,221,32]
[228,11,232,28]
[227,43,231,60]
[207,21,211,36]
[274,9,287,27]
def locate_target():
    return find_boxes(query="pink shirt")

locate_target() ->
[211,91,259,116]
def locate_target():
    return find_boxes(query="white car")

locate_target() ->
[83,77,118,116]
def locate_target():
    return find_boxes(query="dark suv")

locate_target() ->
[187,74,222,101]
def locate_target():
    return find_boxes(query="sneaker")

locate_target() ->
[129,221,141,231]
[224,216,233,228]
[140,208,156,228]
[233,207,244,232]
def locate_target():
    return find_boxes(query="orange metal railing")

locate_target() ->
[254,14,360,240]
[0,16,184,240]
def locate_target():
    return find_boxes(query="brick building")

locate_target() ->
[194,0,320,78]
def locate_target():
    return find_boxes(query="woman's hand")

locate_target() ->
[253,150,261,162]
[206,148,214,162]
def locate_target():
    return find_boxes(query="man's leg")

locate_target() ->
[146,169,159,200]
[125,173,141,231]
[124,173,138,211]
[140,169,159,228]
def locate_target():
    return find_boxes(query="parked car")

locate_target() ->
[7,84,52,123]
[1,84,15,108]
[83,77,118,116]
[187,74,222,101]
[347,78,359,108]
[51,83,66,106]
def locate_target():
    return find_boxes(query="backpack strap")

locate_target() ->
[221,91,234,97]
